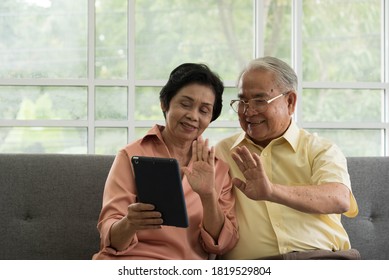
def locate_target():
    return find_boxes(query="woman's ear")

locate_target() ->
[160,101,166,111]
[160,102,167,118]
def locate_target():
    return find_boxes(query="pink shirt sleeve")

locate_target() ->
[96,149,138,254]
[199,159,239,255]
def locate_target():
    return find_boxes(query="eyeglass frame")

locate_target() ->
[230,91,290,114]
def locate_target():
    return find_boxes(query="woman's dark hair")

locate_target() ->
[159,63,224,122]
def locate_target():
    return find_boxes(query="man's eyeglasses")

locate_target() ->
[230,91,289,114]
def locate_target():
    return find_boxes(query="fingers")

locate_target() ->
[232,148,248,173]
[232,177,245,190]
[129,203,155,212]
[208,145,215,166]
[232,146,258,170]
[252,151,261,167]
[202,138,209,162]
[127,203,163,229]
[192,137,214,165]
[181,166,189,177]
[191,138,198,162]
[194,137,207,161]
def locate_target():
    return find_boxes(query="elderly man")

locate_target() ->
[216,56,359,260]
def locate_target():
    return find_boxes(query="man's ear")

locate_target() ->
[287,91,297,115]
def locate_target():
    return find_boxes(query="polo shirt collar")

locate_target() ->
[281,120,299,152]
[230,119,300,152]
[141,124,165,144]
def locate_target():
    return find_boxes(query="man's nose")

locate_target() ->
[244,105,257,115]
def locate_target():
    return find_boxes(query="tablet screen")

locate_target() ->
[131,156,189,228]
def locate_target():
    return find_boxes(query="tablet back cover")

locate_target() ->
[131,156,189,228]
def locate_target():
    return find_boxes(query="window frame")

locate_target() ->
[0,0,388,155]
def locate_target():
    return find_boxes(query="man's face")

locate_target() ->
[237,69,296,147]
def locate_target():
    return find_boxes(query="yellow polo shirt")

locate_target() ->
[216,121,358,260]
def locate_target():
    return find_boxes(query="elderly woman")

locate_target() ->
[93,63,238,260]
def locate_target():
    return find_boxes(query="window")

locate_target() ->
[0,0,388,156]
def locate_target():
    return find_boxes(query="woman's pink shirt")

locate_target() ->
[93,125,238,259]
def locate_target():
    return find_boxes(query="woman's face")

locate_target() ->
[162,83,215,143]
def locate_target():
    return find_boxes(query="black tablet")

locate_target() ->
[131,156,189,228]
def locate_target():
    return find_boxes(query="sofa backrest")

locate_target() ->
[0,154,388,260]
[343,157,389,260]
[0,154,114,260]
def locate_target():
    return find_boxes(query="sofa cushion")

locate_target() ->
[343,157,389,260]
[0,154,114,260]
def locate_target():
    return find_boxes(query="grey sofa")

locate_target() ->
[0,154,388,260]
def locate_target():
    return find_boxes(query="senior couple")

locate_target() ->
[93,57,360,260]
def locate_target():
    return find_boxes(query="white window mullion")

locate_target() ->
[384,0,389,155]
[292,0,303,125]
[302,122,388,130]
[0,120,89,127]
[0,79,88,86]
[383,0,389,84]
[87,0,96,154]
[128,0,136,143]
[303,82,386,90]
[253,0,265,58]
